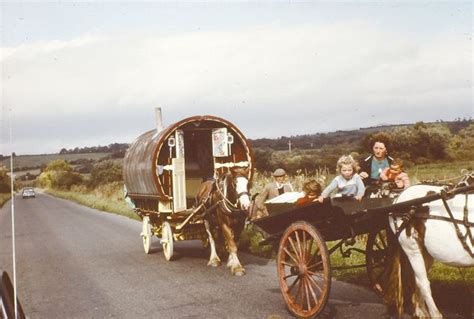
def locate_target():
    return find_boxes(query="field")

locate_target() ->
[407,160,474,184]
[1,153,110,170]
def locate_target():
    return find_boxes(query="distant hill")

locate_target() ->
[0,153,111,171]
[0,118,471,175]
[248,119,472,151]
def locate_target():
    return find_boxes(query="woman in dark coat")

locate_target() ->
[359,140,393,186]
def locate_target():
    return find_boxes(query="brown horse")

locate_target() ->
[196,167,251,276]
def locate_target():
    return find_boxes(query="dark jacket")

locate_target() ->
[359,154,393,185]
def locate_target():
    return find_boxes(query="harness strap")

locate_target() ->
[214,176,245,215]
[391,206,417,239]
[422,214,474,227]
[440,191,474,257]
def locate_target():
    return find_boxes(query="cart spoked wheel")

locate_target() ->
[161,222,174,261]
[366,229,390,294]
[277,221,331,318]
[141,216,152,254]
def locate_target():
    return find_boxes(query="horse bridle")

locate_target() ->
[214,174,249,214]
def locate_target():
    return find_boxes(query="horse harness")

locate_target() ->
[199,174,248,215]
[390,186,474,258]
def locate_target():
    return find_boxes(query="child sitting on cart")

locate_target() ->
[380,158,410,189]
[318,155,365,202]
[296,179,322,206]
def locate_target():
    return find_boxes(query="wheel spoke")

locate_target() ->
[302,231,307,263]
[307,272,324,294]
[307,260,323,271]
[287,276,300,293]
[284,273,298,280]
[305,275,318,306]
[374,240,384,251]
[308,270,325,278]
[288,237,301,262]
[280,260,297,268]
[283,247,299,265]
[380,236,387,249]
[304,277,311,311]
[294,230,304,262]
[305,238,314,264]
[296,276,305,308]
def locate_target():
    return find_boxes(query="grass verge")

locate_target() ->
[0,193,11,208]
[44,187,138,221]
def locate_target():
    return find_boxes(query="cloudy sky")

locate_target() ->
[0,1,472,155]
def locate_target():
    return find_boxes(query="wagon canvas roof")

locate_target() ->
[123,115,254,200]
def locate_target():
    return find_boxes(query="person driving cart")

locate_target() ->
[318,155,365,202]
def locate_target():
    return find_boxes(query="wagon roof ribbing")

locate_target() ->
[123,115,254,200]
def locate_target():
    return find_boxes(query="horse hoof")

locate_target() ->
[232,268,246,276]
[208,260,221,267]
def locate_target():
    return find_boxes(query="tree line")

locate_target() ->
[3,119,472,193]
[58,143,129,157]
[254,121,474,174]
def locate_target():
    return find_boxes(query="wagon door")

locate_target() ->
[172,130,187,212]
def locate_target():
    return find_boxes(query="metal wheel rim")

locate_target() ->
[142,216,152,254]
[162,222,174,261]
[277,221,331,318]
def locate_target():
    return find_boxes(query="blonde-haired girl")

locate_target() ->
[318,155,365,202]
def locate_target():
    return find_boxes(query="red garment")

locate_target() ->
[380,168,410,189]
[296,195,318,206]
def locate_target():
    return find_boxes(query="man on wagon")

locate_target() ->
[251,168,294,219]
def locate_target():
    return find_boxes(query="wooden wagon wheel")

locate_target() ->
[366,229,390,294]
[141,216,152,254]
[161,222,174,261]
[277,221,331,318]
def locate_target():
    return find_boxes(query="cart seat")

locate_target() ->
[265,192,304,215]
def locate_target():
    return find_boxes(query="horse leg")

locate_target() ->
[204,220,221,267]
[398,233,442,318]
[219,215,245,276]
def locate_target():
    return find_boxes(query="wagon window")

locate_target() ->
[212,128,230,157]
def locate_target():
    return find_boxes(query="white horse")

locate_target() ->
[386,181,474,318]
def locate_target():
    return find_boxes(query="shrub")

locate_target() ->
[0,165,11,193]
[88,160,123,188]
[37,160,83,190]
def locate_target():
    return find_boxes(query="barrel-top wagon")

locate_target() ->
[123,108,254,260]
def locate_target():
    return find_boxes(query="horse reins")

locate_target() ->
[392,172,474,257]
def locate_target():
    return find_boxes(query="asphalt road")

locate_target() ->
[1,193,393,318]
